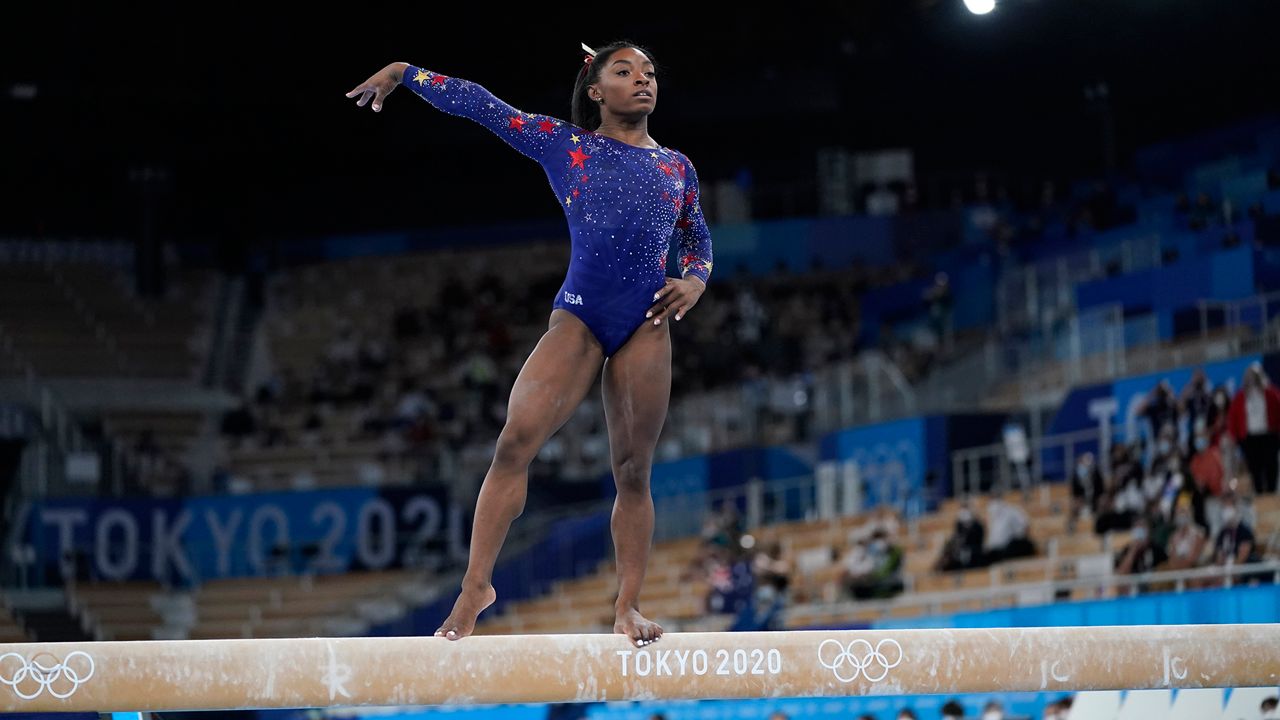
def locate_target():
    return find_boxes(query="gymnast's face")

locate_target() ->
[590,47,657,115]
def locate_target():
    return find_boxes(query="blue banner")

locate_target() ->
[820,417,943,507]
[23,486,461,583]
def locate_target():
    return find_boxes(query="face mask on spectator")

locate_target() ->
[1215,394,1227,407]
[983,712,1004,720]
[1175,513,1191,528]
[958,509,972,523]
[872,539,888,553]
[1262,711,1276,719]
[1077,464,1090,479]
[1195,436,1209,452]
[1157,439,1172,456]
[1223,507,1239,526]
[1132,527,1148,542]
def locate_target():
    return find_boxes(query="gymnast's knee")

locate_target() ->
[612,455,651,496]
[493,423,542,471]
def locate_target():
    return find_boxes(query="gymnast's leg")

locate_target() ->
[602,318,671,646]
[435,309,604,639]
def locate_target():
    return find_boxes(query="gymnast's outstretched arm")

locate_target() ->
[346,61,571,164]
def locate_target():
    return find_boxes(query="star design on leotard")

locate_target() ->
[430,73,448,86]
[570,134,581,144]
[487,102,496,108]
[412,69,431,86]
[657,161,673,176]
[538,119,557,133]
[508,115,527,130]
[568,146,591,170]
[564,195,573,206]
[650,151,659,158]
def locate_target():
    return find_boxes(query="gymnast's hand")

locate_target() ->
[345,62,410,113]
[647,276,705,326]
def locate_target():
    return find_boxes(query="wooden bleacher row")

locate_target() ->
[70,570,422,640]
[226,243,571,487]
[478,486,1280,634]
[0,263,210,380]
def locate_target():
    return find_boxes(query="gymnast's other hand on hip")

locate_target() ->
[345,61,410,113]
[646,276,705,326]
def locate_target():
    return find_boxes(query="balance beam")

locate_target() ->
[2,625,1278,712]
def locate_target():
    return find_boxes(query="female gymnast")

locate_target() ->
[345,41,713,647]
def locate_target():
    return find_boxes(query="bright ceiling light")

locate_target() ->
[964,0,996,15]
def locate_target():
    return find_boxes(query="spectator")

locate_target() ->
[1115,515,1167,575]
[731,572,788,631]
[1179,369,1212,455]
[923,272,954,354]
[1137,381,1177,444]
[897,710,919,720]
[767,713,790,720]
[219,402,258,445]
[706,546,755,615]
[1095,452,1145,535]
[1042,698,1072,720]
[1189,425,1226,499]
[752,542,792,588]
[1228,362,1280,494]
[1261,696,1278,720]
[1211,495,1258,569]
[1070,452,1105,528]
[701,502,744,550]
[984,498,1036,562]
[936,502,986,572]
[941,700,966,719]
[847,529,904,599]
[1161,499,1207,571]
[981,701,1005,720]
[1207,386,1232,443]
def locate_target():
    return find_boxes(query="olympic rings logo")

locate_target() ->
[0,651,96,700]
[817,638,903,683]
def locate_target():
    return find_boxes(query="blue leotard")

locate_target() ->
[400,64,713,356]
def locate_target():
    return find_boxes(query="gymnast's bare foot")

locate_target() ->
[615,605,663,647]
[435,582,496,640]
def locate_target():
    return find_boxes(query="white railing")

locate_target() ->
[951,427,1104,498]
[1196,290,1280,357]
[996,231,1163,335]
[787,559,1280,625]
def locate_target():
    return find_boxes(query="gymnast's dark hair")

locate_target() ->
[571,40,661,131]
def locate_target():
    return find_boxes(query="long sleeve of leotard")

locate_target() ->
[673,154,713,285]
[400,64,569,164]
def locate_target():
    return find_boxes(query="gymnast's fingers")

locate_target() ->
[652,278,677,302]
[646,286,676,318]
[651,299,680,325]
